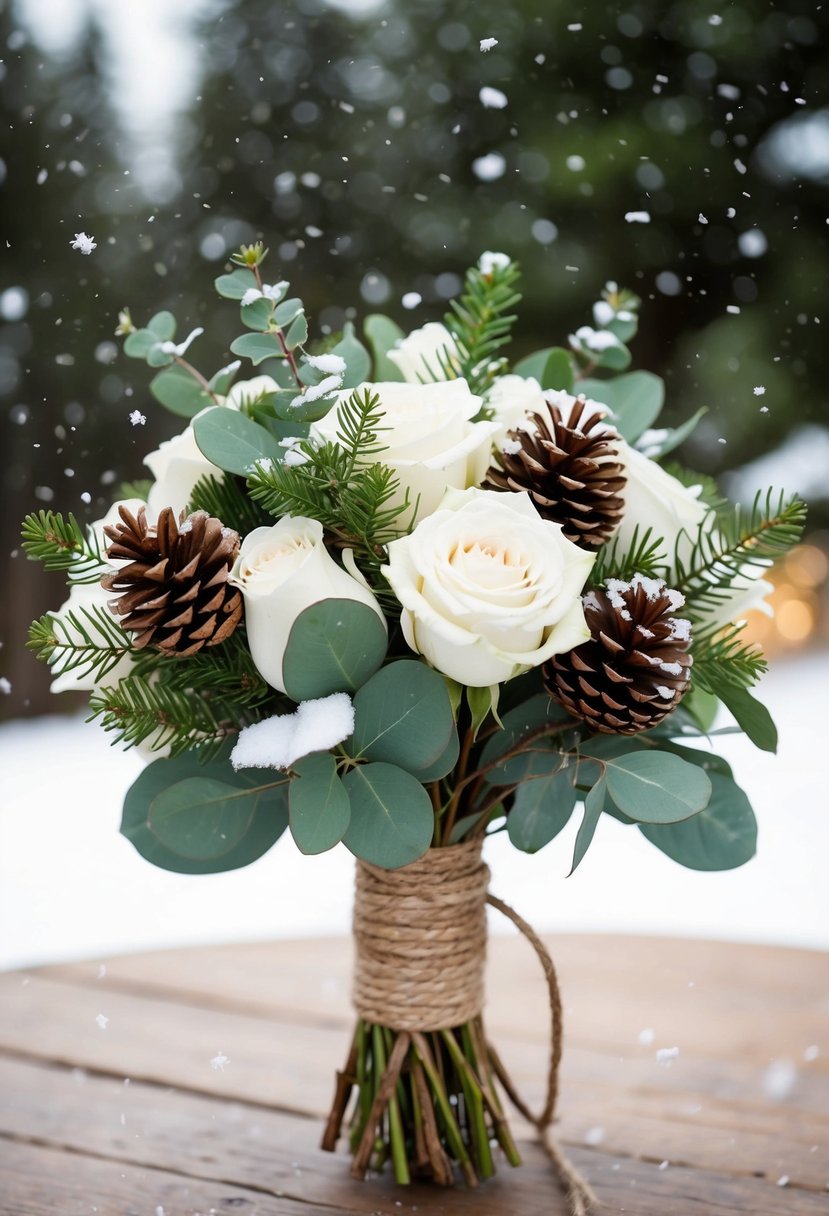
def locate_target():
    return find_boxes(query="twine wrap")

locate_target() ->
[352,838,489,1031]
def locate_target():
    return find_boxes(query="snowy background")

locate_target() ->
[2,648,826,972]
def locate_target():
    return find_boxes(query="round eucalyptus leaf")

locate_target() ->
[605,751,711,824]
[507,770,577,854]
[352,660,453,777]
[289,753,351,856]
[281,598,387,701]
[342,762,433,869]
[639,773,757,871]
[193,406,285,476]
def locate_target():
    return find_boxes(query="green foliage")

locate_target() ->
[330,321,371,388]
[119,479,152,502]
[444,257,521,395]
[247,388,411,587]
[132,628,272,715]
[569,780,606,874]
[507,769,577,853]
[703,681,778,753]
[479,694,569,786]
[352,660,456,779]
[342,762,434,868]
[121,750,289,874]
[289,752,351,855]
[281,599,388,701]
[512,347,575,392]
[28,604,132,684]
[150,364,213,417]
[675,490,807,620]
[577,371,664,442]
[639,772,757,871]
[601,752,712,823]
[215,268,258,299]
[364,314,406,381]
[691,623,768,694]
[230,332,286,366]
[88,674,235,759]
[192,406,286,476]
[591,526,667,586]
[187,472,272,536]
[21,511,108,582]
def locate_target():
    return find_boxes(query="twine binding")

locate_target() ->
[351,842,598,1214]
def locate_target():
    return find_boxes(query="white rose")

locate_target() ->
[383,487,595,687]
[312,379,499,525]
[486,375,548,448]
[386,322,461,383]
[615,443,709,565]
[145,424,221,520]
[695,567,774,632]
[228,517,386,694]
[225,375,279,410]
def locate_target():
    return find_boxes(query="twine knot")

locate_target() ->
[352,838,489,1031]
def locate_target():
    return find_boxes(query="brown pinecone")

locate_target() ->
[544,575,692,734]
[483,395,626,548]
[101,505,243,656]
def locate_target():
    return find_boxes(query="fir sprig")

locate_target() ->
[590,526,668,587]
[187,472,272,536]
[27,605,132,684]
[691,623,768,693]
[247,388,411,592]
[444,259,521,395]
[675,490,806,620]
[131,627,272,712]
[87,675,236,759]
[21,510,108,583]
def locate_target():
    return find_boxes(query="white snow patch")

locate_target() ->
[777,1176,790,1187]
[479,37,498,52]
[656,1046,679,1066]
[302,374,343,403]
[479,251,511,275]
[157,327,203,358]
[625,210,651,224]
[129,410,146,427]
[230,694,355,772]
[402,292,421,310]
[304,353,347,375]
[571,326,620,353]
[502,438,523,455]
[96,1013,108,1030]
[753,386,766,396]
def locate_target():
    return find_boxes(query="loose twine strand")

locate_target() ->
[353,841,598,1215]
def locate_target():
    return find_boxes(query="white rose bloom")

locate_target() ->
[486,375,548,447]
[387,322,461,383]
[615,442,709,566]
[312,379,499,525]
[383,487,595,687]
[229,517,386,694]
[145,423,221,520]
[225,375,279,410]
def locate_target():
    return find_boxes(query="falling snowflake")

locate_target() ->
[129,410,147,426]
[479,86,508,110]
[70,232,97,255]
[95,1013,109,1030]
[0,677,11,695]
[210,1051,230,1071]
[479,37,498,52]
[753,386,766,396]
[656,1046,679,1066]
[625,211,651,224]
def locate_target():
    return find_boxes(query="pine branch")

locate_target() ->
[591,526,668,586]
[21,510,108,582]
[131,627,273,711]
[87,674,235,759]
[674,490,806,619]
[444,258,521,395]
[187,472,271,536]
[27,605,133,683]
[691,623,768,693]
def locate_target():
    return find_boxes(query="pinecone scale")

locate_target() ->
[101,505,243,656]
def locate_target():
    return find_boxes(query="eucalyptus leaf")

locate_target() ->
[146,344,175,369]
[147,310,176,341]
[282,598,388,701]
[209,361,241,395]
[479,694,568,785]
[289,753,351,855]
[507,770,577,853]
[230,332,285,366]
[569,780,606,875]
[215,268,258,299]
[285,311,308,351]
[639,773,757,871]
[604,752,712,823]
[240,296,274,330]
[123,328,157,359]
[644,407,707,459]
[604,314,638,343]
[512,346,573,390]
[714,682,778,753]
[364,314,406,381]
[274,298,304,327]
[596,341,632,371]
[193,407,285,477]
[352,660,454,778]
[150,365,212,418]
[332,321,371,388]
[577,371,665,442]
[121,752,288,874]
[342,762,433,868]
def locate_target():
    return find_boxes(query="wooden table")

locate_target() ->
[1,935,827,1214]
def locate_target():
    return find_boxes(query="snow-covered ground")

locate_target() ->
[1,651,825,971]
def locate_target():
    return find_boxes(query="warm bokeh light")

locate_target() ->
[784,544,829,589]
[739,540,828,655]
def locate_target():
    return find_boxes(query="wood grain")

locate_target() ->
[1,935,827,1214]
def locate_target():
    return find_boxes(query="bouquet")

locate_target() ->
[22,244,805,1210]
